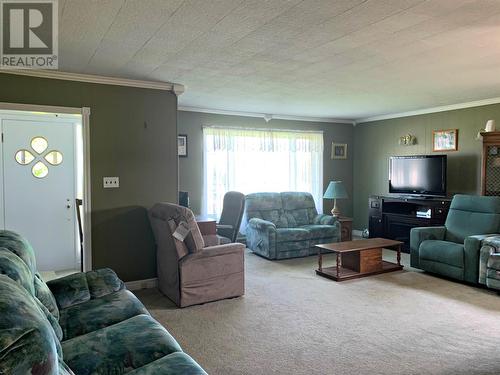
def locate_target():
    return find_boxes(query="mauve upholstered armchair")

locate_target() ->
[149,203,245,308]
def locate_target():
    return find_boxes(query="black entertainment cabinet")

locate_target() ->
[368,195,451,253]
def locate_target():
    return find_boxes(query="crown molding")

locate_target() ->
[0,69,183,93]
[178,106,354,124]
[357,96,500,123]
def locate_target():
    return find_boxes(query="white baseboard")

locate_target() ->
[125,278,158,291]
[352,229,363,238]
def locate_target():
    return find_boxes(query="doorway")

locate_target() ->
[0,106,90,274]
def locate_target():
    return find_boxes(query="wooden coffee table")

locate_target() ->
[315,238,403,281]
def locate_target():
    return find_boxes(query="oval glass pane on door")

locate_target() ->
[15,149,35,165]
[45,150,63,165]
[32,161,49,178]
[31,137,48,154]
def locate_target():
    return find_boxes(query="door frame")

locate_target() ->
[0,102,92,272]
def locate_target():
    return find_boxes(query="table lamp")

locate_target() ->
[323,181,348,217]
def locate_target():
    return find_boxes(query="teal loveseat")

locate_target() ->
[410,194,500,284]
[243,192,340,260]
[0,230,206,375]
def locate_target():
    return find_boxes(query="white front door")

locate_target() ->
[2,117,77,271]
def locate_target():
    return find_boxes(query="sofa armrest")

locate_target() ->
[246,218,277,259]
[410,226,446,249]
[179,243,245,288]
[216,224,233,230]
[313,214,337,225]
[248,218,276,231]
[47,268,124,309]
[482,235,500,250]
[465,234,500,284]
[85,268,125,298]
[410,226,446,268]
[183,243,245,262]
[479,243,498,285]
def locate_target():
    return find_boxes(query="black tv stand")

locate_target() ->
[368,195,451,253]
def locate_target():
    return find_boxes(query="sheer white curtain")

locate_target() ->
[202,126,324,216]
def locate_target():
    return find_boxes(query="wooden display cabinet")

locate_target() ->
[481,131,500,196]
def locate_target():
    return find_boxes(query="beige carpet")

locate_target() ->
[135,250,500,375]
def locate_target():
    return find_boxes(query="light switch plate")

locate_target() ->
[103,177,119,188]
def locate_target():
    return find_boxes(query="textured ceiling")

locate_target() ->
[58,0,500,120]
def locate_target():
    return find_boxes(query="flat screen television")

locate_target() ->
[389,155,447,196]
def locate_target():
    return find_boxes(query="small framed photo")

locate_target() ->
[178,135,188,157]
[331,143,347,159]
[433,129,458,152]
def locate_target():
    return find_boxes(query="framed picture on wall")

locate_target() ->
[331,143,347,159]
[433,129,458,152]
[178,135,188,157]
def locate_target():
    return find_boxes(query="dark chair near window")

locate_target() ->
[217,191,246,243]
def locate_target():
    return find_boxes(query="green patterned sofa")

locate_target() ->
[0,230,206,375]
[479,236,500,291]
[243,192,340,260]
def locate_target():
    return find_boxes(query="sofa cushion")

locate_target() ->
[261,209,288,228]
[281,192,318,226]
[0,247,35,295]
[35,296,64,341]
[62,314,182,375]
[127,352,207,375]
[244,193,288,228]
[59,289,149,340]
[150,203,205,252]
[445,195,500,243]
[281,192,317,211]
[0,275,62,375]
[86,268,124,298]
[34,272,60,319]
[0,230,37,274]
[276,228,310,242]
[420,240,464,268]
[286,208,311,227]
[300,224,338,239]
[48,272,91,309]
[245,192,283,212]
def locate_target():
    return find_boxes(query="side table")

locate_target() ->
[338,217,352,242]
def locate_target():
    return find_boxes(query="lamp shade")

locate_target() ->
[485,119,496,132]
[323,181,348,199]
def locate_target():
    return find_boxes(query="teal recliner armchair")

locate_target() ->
[410,194,500,284]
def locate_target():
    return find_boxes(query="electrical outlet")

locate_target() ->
[103,177,119,188]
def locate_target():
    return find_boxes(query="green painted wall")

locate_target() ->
[0,73,178,281]
[178,111,354,217]
[353,103,500,230]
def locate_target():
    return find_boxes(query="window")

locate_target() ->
[32,161,49,178]
[14,137,63,179]
[15,149,35,165]
[45,150,63,165]
[31,136,48,154]
[202,126,323,216]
